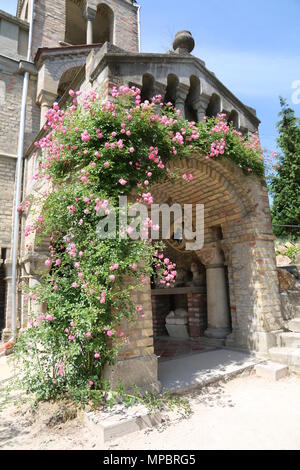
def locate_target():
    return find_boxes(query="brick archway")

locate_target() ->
[150,154,282,352]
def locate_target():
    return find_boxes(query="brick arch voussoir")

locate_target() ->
[153,155,257,218]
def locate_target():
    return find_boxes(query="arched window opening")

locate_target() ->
[206,93,221,118]
[57,66,82,100]
[185,75,200,122]
[164,74,179,107]
[65,0,86,45]
[141,74,155,103]
[93,4,114,44]
[227,110,240,130]
[25,2,29,20]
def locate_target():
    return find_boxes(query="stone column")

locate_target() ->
[2,260,14,342]
[22,254,50,322]
[198,245,231,339]
[19,264,30,331]
[103,276,160,393]
[175,84,189,118]
[37,90,57,128]
[192,94,211,121]
[153,81,167,112]
[187,290,206,337]
[85,8,96,45]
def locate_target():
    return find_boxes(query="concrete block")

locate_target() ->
[269,347,300,373]
[279,332,300,348]
[166,324,189,339]
[85,405,161,443]
[288,319,300,333]
[103,354,160,393]
[255,362,288,381]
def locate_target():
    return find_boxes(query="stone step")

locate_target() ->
[269,347,300,372]
[255,362,289,381]
[196,337,226,348]
[280,332,300,348]
[295,305,300,318]
[288,318,300,333]
[287,290,300,303]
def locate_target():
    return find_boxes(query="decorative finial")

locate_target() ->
[173,31,195,54]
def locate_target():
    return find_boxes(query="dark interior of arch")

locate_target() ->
[93,4,114,44]
[65,0,86,45]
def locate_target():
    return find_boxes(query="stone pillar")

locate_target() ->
[175,84,189,118]
[85,8,96,45]
[2,260,14,342]
[192,94,211,121]
[37,91,57,128]
[19,265,30,331]
[21,254,50,322]
[153,81,167,112]
[103,277,160,393]
[198,245,231,339]
[187,290,207,337]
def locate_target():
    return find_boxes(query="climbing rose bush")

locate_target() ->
[15,86,264,402]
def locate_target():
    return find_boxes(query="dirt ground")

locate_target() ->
[1,372,300,450]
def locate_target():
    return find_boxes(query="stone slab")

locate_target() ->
[85,404,162,443]
[159,349,259,393]
[269,347,300,371]
[288,319,300,333]
[255,362,289,381]
[166,324,189,339]
[280,332,300,348]
[0,356,14,385]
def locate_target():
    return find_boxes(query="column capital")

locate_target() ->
[84,6,97,21]
[36,89,57,106]
[220,240,232,266]
[197,244,224,267]
[191,94,211,120]
[176,83,190,103]
[3,259,12,277]
[21,254,50,276]
[153,81,167,97]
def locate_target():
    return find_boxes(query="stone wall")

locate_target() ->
[103,278,160,392]
[31,0,66,56]
[0,156,16,250]
[0,71,39,156]
[0,9,28,60]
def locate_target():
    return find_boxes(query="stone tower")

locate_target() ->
[17,0,139,56]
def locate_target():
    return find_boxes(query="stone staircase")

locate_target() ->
[269,282,300,373]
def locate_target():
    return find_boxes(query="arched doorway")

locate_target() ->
[149,152,274,358]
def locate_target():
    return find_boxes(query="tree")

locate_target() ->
[271,98,300,240]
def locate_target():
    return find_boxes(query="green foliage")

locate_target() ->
[271,99,300,240]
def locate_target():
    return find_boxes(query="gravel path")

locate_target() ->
[1,373,300,450]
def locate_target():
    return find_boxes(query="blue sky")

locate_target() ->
[1,0,300,152]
